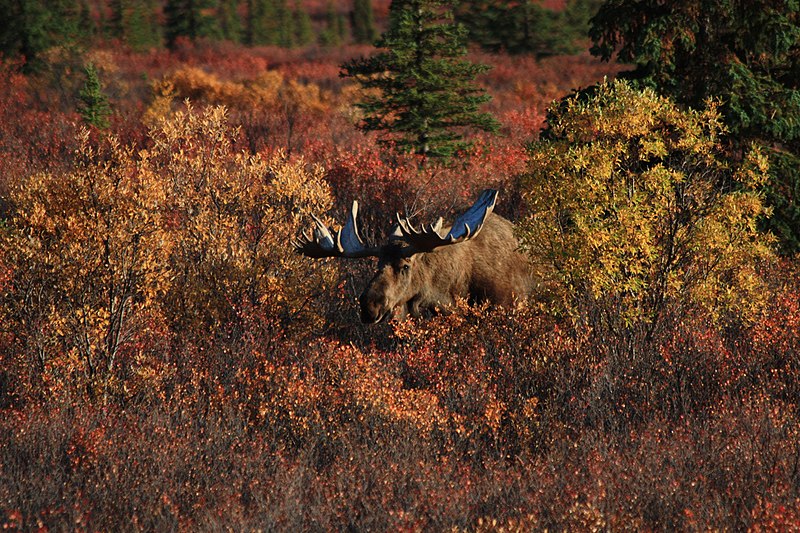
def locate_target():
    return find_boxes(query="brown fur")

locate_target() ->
[359,214,533,323]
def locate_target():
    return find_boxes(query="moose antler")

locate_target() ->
[293,201,382,258]
[295,190,499,259]
[395,189,498,255]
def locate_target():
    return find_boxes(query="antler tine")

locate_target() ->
[292,212,337,257]
[338,200,366,254]
[396,189,498,255]
[294,201,382,259]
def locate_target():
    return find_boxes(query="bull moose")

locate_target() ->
[293,189,534,323]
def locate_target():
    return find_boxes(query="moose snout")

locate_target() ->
[359,288,387,324]
[359,291,382,324]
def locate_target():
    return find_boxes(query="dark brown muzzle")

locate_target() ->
[359,291,384,324]
[359,286,388,324]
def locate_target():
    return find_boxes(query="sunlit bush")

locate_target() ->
[519,80,775,343]
[0,105,335,403]
[2,130,172,401]
[147,105,334,336]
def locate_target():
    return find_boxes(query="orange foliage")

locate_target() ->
[164,66,330,114]
[1,105,334,402]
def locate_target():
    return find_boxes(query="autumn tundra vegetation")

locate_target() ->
[1,0,800,530]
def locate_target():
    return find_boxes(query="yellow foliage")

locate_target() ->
[250,70,284,106]
[168,66,249,107]
[520,80,775,328]
[144,104,335,334]
[142,79,177,128]
[1,105,335,401]
[164,66,330,115]
[3,129,172,399]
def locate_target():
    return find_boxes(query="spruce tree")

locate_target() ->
[245,0,275,45]
[246,0,292,46]
[0,0,83,70]
[78,63,111,129]
[109,0,126,38]
[77,0,96,40]
[351,0,377,44]
[114,0,162,50]
[293,0,313,46]
[218,0,242,43]
[164,0,221,48]
[274,0,294,47]
[336,7,348,43]
[320,1,342,47]
[341,0,499,160]
[456,0,602,57]
[590,0,800,253]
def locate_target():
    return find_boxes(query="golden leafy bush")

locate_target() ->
[144,104,335,335]
[519,80,775,328]
[2,130,172,399]
[1,105,335,401]
[165,66,329,114]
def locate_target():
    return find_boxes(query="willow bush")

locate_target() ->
[519,80,775,352]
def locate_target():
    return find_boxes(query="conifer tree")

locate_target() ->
[245,0,274,45]
[293,0,313,46]
[164,0,221,48]
[274,0,294,47]
[218,0,242,43]
[109,0,125,37]
[336,6,348,43]
[590,0,800,253]
[77,0,96,40]
[0,0,83,70]
[111,0,161,50]
[456,0,601,57]
[351,0,377,44]
[246,0,292,46]
[341,0,499,160]
[78,63,111,129]
[320,1,342,46]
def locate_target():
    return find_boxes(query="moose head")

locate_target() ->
[294,190,533,323]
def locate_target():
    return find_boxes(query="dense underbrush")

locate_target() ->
[3,285,800,530]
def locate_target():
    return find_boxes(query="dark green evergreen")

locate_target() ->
[341,0,499,160]
[274,0,294,47]
[351,0,377,44]
[590,0,800,254]
[78,63,111,129]
[456,0,602,57]
[53,0,86,42]
[453,0,506,52]
[246,0,292,46]
[0,0,85,70]
[113,0,161,50]
[293,0,313,46]
[245,0,273,45]
[109,0,125,37]
[336,5,348,44]
[164,0,222,48]
[218,0,242,43]
[77,0,96,40]
[320,1,343,47]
